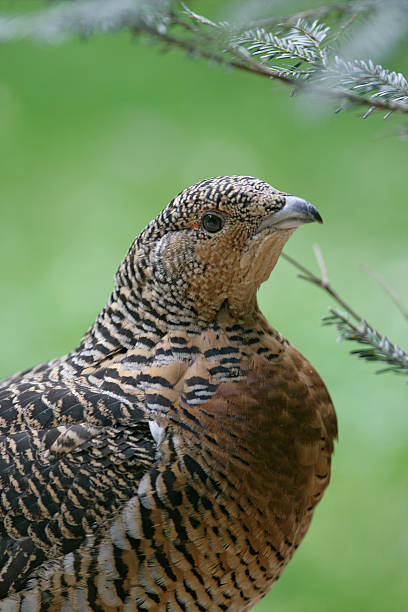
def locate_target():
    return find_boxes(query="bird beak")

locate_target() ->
[259,196,323,231]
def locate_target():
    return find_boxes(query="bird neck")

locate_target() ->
[74,296,259,372]
[73,237,282,368]
[74,261,248,368]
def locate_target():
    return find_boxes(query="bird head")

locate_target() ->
[117,176,322,324]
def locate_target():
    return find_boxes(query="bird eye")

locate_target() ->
[201,212,224,234]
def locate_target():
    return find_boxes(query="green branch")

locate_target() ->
[0,0,408,119]
[282,248,408,380]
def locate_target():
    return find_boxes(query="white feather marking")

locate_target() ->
[123,497,143,539]
[110,517,130,550]
[20,591,40,612]
[63,552,75,579]
[149,420,166,446]
[96,543,121,607]
[138,472,153,509]
[0,596,19,612]
[97,542,119,580]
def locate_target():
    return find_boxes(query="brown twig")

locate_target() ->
[281,248,363,322]
[0,1,407,116]
[283,248,408,376]
[141,25,298,87]
[147,19,408,116]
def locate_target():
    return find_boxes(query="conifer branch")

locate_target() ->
[322,310,408,376]
[0,0,407,119]
[282,250,362,322]
[282,249,408,379]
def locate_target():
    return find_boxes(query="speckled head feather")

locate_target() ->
[137,175,286,244]
[116,175,320,326]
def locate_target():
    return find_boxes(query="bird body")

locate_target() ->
[0,176,337,610]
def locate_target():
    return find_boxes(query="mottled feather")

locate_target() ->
[0,176,336,611]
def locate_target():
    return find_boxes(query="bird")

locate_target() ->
[0,175,337,611]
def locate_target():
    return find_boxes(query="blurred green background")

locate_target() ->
[0,2,407,610]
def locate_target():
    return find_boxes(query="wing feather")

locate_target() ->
[0,373,156,596]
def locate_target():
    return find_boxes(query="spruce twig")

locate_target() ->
[0,0,408,119]
[281,248,362,322]
[323,310,408,376]
[282,248,408,379]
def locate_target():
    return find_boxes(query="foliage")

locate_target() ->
[283,250,408,381]
[323,309,408,377]
[0,0,408,119]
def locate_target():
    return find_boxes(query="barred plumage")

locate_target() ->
[0,176,337,611]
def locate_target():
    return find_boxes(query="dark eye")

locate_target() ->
[201,213,224,233]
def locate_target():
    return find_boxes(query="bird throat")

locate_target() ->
[76,230,291,367]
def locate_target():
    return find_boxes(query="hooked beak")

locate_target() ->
[259,196,323,231]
